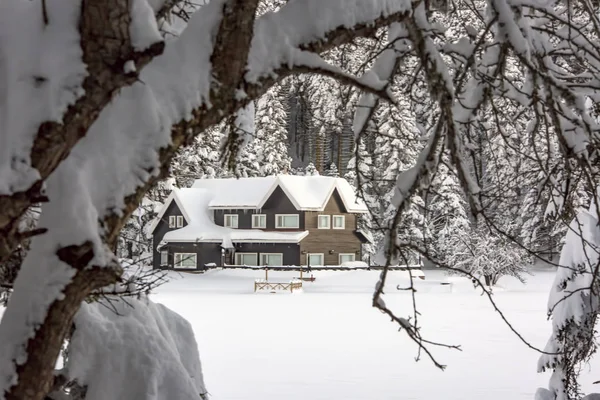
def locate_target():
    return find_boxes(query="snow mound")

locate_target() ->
[341,261,369,268]
[67,296,206,400]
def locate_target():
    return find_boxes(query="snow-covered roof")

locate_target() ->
[152,188,309,247]
[191,175,368,212]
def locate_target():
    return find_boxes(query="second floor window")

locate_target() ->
[318,215,330,229]
[252,214,266,228]
[333,215,345,229]
[176,215,184,228]
[276,214,299,229]
[168,216,176,228]
[224,214,238,228]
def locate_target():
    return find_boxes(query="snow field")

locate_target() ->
[150,268,600,400]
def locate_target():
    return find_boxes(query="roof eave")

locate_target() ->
[208,206,260,210]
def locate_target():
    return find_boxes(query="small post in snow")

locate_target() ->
[265,266,268,282]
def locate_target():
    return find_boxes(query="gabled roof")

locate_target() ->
[147,189,195,236]
[191,175,368,212]
[151,188,309,247]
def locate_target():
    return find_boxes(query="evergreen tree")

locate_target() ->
[325,163,339,177]
[255,86,291,175]
[303,162,319,176]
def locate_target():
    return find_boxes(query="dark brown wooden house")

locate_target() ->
[149,176,370,270]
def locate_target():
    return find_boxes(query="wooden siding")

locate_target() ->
[213,186,305,230]
[300,189,361,265]
[233,243,300,266]
[161,242,222,270]
[151,201,188,269]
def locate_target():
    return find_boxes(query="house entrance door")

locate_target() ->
[224,249,234,265]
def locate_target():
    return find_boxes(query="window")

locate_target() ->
[339,253,356,264]
[276,214,299,229]
[174,253,197,269]
[168,216,176,228]
[252,214,266,229]
[260,253,283,266]
[224,214,239,228]
[235,253,258,266]
[318,215,330,229]
[307,253,324,266]
[176,215,184,228]
[160,250,169,266]
[332,215,345,229]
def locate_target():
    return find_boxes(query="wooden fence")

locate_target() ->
[254,280,303,293]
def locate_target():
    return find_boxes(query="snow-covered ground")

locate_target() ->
[151,267,600,400]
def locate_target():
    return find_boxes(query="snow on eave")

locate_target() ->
[257,178,285,209]
[208,206,261,210]
[161,230,309,244]
[147,190,192,235]
[334,180,369,214]
[184,176,368,213]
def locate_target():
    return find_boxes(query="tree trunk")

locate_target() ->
[484,274,492,287]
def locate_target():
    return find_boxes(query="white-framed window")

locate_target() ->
[235,252,258,266]
[317,215,330,229]
[160,250,169,265]
[307,253,324,266]
[176,215,184,228]
[252,214,267,229]
[332,215,345,229]
[174,253,197,269]
[276,214,299,229]
[224,214,239,228]
[339,253,356,264]
[168,215,176,228]
[260,253,283,266]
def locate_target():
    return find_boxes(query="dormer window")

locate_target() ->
[252,214,266,229]
[169,216,176,228]
[224,214,238,228]
[276,214,299,229]
[333,215,345,229]
[318,215,330,229]
[176,216,184,228]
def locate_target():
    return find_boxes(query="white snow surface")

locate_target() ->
[129,0,163,51]
[246,0,411,83]
[2,268,600,399]
[147,268,600,400]
[0,0,86,194]
[68,296,206,400]
[191,175,368,212]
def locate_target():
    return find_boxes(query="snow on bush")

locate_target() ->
[537,204,600,400]
[67,296,206,400]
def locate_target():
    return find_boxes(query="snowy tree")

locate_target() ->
[444,218,529,286]
[537,202,600,400]
[303,162,320,176]
[324,163,339,177]
[2,0,600,397]
[425,163,471,264]
[344,0,600,375]
[0,1,411,398]
[255,85,292,175]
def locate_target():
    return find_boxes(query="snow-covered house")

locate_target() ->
[149,176,369,270]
